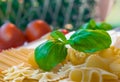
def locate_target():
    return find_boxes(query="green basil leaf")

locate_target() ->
[81,19,97,30]
[35,40,67,71]
[50,30,67,43]
[69,29,111,53]
[96,22,112,31]
[81,19,112,31]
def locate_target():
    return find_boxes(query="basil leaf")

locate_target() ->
[96,22,112,31]
[50,30,67,43]
[69,29,111,53]
[81,19,97,30]
[81,19,112,31]
[35,40,67,71]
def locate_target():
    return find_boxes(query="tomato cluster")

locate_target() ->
[0,20,52,51]
[0,20,70,51]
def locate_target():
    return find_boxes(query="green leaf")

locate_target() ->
[81,19,97,30]
[69,29,111,53]
[50,30,67,43]
[81,19,112,31]
[96,22,112,31]
[35,40,67,71]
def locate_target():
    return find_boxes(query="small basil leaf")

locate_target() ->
[69,29,111,53]
[50,30,67,43]
[81,19,112,31]
[81,19,97,30]
[35,40,67,71]
[96,22,112,31]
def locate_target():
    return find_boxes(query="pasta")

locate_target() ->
[2,62,119,82]
[85,55,110,71]
[98,46,119,64]
[69,67,118,82]
[2,63,67,82]
[109,59,120,78]
[67,48,88,65]
[58,62,118,82]
[2,46,120,82]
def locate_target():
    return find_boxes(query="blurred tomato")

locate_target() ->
[0,49,2,52]
[61,29,69,34]
[25,20,52,42]
[0,22,26,50]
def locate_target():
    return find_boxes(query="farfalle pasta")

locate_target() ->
[2,63,68,82]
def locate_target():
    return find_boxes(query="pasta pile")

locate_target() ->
[2,46,120,82]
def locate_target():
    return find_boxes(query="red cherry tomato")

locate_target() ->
[61,29,69,34]
[25,20,52,42]
[0,22,26,50]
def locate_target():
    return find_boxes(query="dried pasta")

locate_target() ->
[85,55,110,71]
[69,67,118,82]
[2,63,67,82]
[2,46,120,82]
[109,59,120,78]
[67,48,88,65]
[2,62,119,82]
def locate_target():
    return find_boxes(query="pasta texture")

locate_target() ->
[2,46,120,82]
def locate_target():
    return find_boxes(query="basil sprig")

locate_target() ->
[35,31,67,71]
[81,19,112,31]
[35,29,112,71]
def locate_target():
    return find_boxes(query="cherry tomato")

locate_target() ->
[0,22,26,50]
[25,20,52,42]
[61,29,69,34]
